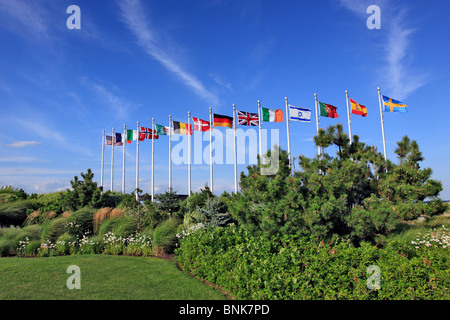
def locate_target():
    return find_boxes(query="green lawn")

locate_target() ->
[0,255,227,300]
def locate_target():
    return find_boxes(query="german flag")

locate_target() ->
[213,113,233,128]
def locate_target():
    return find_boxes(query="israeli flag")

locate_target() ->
[289,105,311,122]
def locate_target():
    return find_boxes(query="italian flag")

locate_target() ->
[262,107,283,122]
[126,129,139,143]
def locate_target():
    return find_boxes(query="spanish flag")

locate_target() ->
[213,113,233,128]
[350,98,367,117]
[173,121,192,135]
[382,95,408,113]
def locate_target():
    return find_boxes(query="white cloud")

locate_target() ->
[83,79,131,119]
[5,141,41,148]
[0,0,50,40]
[0,156,44,163]
[12,118,95,158]
[339,0,428,100]
[118,0,220,106]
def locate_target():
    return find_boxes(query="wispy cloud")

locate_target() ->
[339,0,427,100]
[83,79,131,120]
[383,8,428,99]
[2,141,41,148]
[0,156,46,163]
[0,0,50,40]
[12,118,94,158]
[117,0,219,106]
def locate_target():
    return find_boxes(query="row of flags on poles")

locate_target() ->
[101,88,408,199]
[105,93,407,145]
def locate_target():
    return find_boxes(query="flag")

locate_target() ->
[350,99,367,117]
[155,123,169,135]
[319,102,339,118]
[173,121,192,135]
[192,117,211,131]
[213,113,233,128]
[114,133,124,146]
[382,95,407,113]
[262,107,283,122]
[289,105,311,122]
[237,110,259,126]
[106,135,113,145]
[126,129,140,143]
[140,127,159,140]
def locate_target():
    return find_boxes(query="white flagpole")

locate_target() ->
[122,124,126,194]
[209,107,213,193]
[233,104,238,194]
[111,127,115,192]
[258,100,262,163]
[136,121,140,201]
[314,93,320,157]
[285,97,291,169]
[345,90,352,144]
[377,87,387,161]
[188,111,191,197]
[151,118,155,202]
[168,115,172,191]
[101,130,105,192]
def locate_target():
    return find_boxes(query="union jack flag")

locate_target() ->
[237,110,259,126]
[140,127,159,140]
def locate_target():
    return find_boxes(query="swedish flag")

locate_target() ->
[382,95,408,113]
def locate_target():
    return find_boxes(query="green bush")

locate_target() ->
[16,224,42,241]
[98,216,123,236]
[0,239,15,256]
[41,217,68,242]
[153,218,181,254]
[26,240,42,257]
[111,216,138,238]
[66,207,96,237]
[55,233,76,255]
[0,200,35,226]
[175,225,450,300]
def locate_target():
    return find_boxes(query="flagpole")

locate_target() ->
[209,107,213,193]
[136,121,140,201]
[258,100,262,163]
[169,114,172,191]
[345,90,352,144]
[111,127,115,192]
[152,118,155,202]
[188,111,191,197]
[233,104,238,194]
[377,87,387,161]
[285,97,291,169]
[101,130,105,192]
[122,124,126,194]
[314,93,320,157]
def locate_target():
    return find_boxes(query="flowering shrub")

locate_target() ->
[175,225,450,300]
[176,223,205,241]
[411,225,449,249]
[16,231,153,257]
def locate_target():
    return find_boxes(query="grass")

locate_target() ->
[389,214,450,243]
[0,255,227,300]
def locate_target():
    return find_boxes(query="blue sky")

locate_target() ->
[1,0,449,200]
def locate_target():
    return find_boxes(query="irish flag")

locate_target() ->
[262,107,283,122]
[319,102,339,118]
